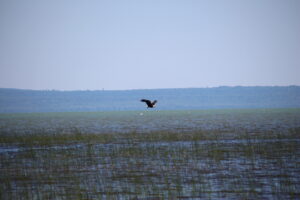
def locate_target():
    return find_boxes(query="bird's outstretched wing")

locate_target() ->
[141,99,152,107]
[152,100,157,105]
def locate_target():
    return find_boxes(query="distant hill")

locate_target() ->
[0,86,300,113]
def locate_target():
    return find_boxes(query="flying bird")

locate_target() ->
[140,99,157,108]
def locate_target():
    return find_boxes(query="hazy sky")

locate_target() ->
[0,0,299,90]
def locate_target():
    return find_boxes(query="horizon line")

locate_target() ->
[1,85,299,92]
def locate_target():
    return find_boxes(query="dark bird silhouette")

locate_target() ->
[140,99,157,108]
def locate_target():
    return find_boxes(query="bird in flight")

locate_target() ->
[140,99,157,108]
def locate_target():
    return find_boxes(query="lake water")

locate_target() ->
[0,109,300,199]
[1,109,300,135]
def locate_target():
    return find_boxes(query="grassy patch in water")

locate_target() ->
[1,130,299,199]
[1,127,299,147]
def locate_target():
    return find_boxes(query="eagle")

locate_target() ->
[140,99,157,108]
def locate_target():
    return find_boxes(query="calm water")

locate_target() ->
[1,109,300,135]
[1,109,300,199]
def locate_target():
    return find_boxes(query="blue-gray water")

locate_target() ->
[1,109,300,199]
[1,86,300,113]
[1,109,300,134]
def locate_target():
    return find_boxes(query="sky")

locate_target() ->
[0,0,299,91]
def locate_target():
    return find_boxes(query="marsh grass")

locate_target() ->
[1,126,299,146]
[1,129,299,199]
